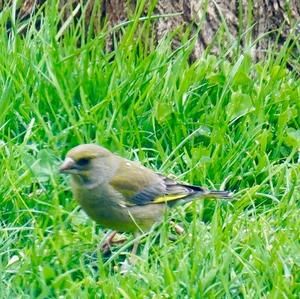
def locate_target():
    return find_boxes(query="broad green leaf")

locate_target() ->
[154,102,173,124]
[23,149,57,183]
[284,128,300,149]
[270,65,286,80]
[232,71,253,87]
[227,91,254,122]
[278,106,297,131]
[42,265,56,281]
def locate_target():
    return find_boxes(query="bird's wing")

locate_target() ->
[109,159,200,206]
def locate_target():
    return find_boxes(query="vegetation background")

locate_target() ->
[1,1,300,298]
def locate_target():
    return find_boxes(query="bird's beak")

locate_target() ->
[59,157,76,173]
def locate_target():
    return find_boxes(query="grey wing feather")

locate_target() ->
[130,175,200,205]
[111,159,231,207]
[129,183,166,205]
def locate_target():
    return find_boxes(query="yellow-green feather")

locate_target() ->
[152,194,188,203]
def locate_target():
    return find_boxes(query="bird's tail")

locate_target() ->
[182,189,233,204]
[203,190,233,199]
[168,189,233,207]
[155,177,233,206]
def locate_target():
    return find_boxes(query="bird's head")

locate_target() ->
[59,144,119,188]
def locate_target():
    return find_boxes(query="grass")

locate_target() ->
[1,2,300,298]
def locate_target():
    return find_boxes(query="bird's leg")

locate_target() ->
[170,220,185,235]
[129,232,140,264]
[120,232,141,273]
[100,231,127,253]
[100,231,117,253]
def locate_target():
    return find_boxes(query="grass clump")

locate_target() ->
[0,2,300,298]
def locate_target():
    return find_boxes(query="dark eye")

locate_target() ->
[76,158,90,167]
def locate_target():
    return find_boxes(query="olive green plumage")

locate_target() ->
[60,144,231,233]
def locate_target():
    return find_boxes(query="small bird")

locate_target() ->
[60,144,231,257]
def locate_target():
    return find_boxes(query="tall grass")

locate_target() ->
[0,2,299,298]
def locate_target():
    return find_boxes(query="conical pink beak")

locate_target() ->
[59,157,76,173]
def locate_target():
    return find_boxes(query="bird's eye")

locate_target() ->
[76,158,90,167]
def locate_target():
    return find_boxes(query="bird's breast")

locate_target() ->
[70,181,165,232]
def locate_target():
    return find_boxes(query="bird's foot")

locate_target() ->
[100,231,127,254]
[120,250,138,274]
[120,234,140,274]
[170,221,185,235]
[120,259,133,274]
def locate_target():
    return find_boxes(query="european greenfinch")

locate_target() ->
[60,144,231,253]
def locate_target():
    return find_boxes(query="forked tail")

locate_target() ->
[205,190,233,198]
[168,188,233,206]
[156,177,233,206]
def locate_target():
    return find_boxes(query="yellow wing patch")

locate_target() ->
[153,194,188,204]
